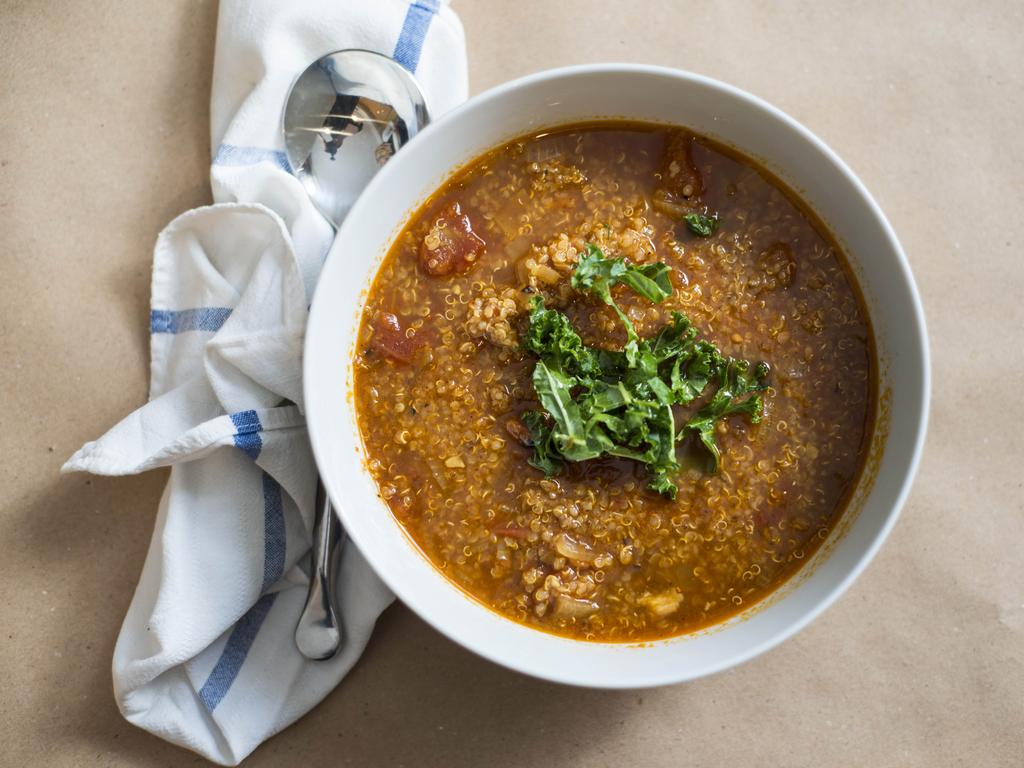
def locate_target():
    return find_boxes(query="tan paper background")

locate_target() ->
[1,1,1022,765]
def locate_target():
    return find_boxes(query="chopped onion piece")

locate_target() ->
[554,594,599,618]
[554,533,598,564]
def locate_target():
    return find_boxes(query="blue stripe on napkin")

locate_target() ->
[198,592,279,712]
[230,410,263,461]
[260,472,286,591]
[393,0,440,73]
[150,308,233,334]
[226,410,286,590]
[213,143,291,173]
[196,412,290,711]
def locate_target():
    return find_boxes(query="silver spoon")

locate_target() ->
[283,48,429,225]
[282,49,429,660]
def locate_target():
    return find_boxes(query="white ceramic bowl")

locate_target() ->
[304,65,929,687]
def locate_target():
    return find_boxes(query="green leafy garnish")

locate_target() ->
[681,359,770,473]
[521,243,769,498]
[684,212,719,237]
[571,244,672,359]
[521,410,562,475]
[572,244,673,304]
[523,296,597,378]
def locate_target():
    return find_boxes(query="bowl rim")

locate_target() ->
[303,63,931,687]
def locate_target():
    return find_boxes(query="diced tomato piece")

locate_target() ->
[504,418,532,446]
[652,131,704,218]
[370,312,421,363]
[418,202,487,276]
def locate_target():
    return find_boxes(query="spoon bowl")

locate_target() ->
[282,49,430,226]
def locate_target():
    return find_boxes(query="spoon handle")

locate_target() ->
[295,478,345,660]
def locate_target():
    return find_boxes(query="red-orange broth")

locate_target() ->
[353,122,875,641]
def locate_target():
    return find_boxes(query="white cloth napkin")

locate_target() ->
[61,1,467,764]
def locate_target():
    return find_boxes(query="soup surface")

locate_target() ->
[353,122,874,642]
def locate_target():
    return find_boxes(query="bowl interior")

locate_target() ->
[304,65,929,687]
